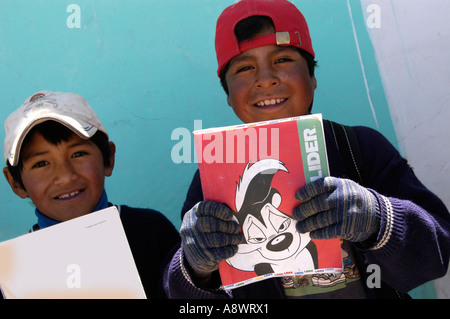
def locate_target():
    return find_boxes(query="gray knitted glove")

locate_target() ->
[181,201,244,278]
[293,177,381,243]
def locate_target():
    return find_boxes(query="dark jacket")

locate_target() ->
[164,123,450,299]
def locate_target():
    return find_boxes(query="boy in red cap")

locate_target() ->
[164,0,450,299]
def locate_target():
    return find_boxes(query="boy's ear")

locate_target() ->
[104,141,116,177]
[3,167,28,199]
[227,94,232,108]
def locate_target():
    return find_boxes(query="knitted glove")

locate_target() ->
[293,177,381,243]
[180,201,244,278]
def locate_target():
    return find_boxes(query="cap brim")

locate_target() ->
[7,114,98,166]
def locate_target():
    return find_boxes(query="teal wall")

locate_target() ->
[0,0,433,298]
[0,0,236,240]
[304,0,396,140]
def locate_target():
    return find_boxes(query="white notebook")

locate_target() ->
[0,206,146,299]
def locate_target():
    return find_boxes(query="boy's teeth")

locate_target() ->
[58,191,80,199]
[256,98,285,107]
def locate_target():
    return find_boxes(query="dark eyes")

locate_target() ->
[72,151,87,158]
[234,57,293,74]
[32,161,48,169]
[275,57,292,63]
[236,65,253,73]
[31,151,88,169]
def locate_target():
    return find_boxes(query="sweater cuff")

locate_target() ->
[164,247,230,299]
[360,192,405,255]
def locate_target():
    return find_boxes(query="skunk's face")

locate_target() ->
[238,192,307,261]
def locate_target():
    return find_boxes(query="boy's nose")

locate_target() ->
[255,67,280,89]
[53,161,78,185]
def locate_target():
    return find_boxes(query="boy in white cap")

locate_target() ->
[2,91,180,298]
[164,0,450,299]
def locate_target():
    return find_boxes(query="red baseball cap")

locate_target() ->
[215,0,315,77]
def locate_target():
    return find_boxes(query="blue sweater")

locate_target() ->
[163,124,450,299]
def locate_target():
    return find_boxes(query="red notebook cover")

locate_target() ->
[194,114,342,289]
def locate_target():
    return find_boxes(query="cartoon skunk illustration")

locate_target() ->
[227,158,318,275]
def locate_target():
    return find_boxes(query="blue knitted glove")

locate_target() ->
[180,201,244,278]
[293,177,381,243]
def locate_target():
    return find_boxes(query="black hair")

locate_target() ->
[6,120,112,190]
[219,15,317,95]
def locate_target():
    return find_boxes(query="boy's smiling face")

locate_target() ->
[12,130,114,222]
[224,29,317,124]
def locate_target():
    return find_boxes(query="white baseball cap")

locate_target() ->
[4,91,108,166]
